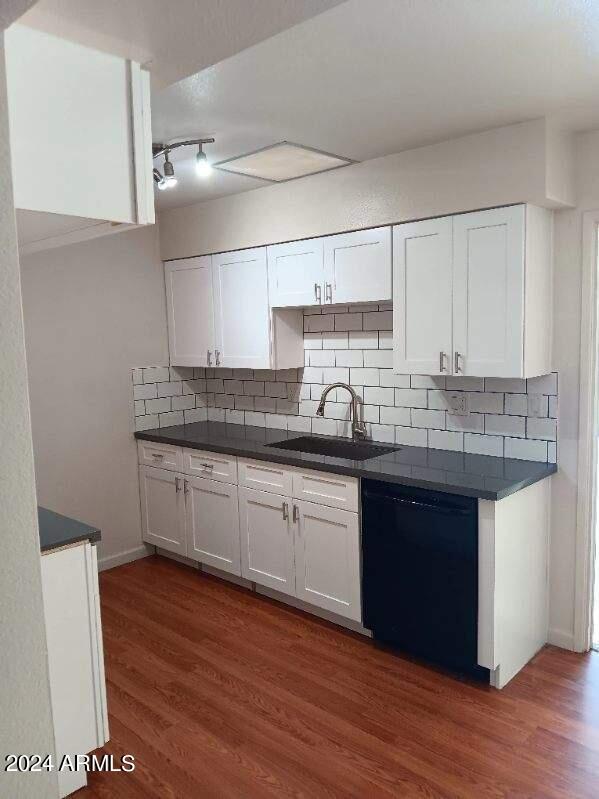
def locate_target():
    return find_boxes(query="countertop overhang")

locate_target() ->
[135,421,556,501]
[38,507,101,552]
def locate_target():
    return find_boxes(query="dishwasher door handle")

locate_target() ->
[362,492,473,516]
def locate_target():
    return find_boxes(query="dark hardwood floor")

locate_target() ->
[81,555,599,798]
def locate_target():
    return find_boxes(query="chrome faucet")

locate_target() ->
[316,383,368,441]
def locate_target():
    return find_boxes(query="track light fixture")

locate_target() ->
[152,137,215,190]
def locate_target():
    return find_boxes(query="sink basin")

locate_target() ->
[266,435,399,461]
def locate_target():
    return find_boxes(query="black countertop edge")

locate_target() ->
[134,421,557,501]
[38,507,101,553]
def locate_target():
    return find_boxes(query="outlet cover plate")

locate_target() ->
[448,392,469,415]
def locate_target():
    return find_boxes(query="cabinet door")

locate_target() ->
[393,218,453,375]
[185,476,241,575]
[267,238,324,307]
[294,501,361,621]
[165,257,215,367]
[238,487,295,595]
[453,206,525,377]
[139,466,186,556]
[212,247,271,369]
[324,227,392,304]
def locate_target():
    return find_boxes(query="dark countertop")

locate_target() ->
[135,421,556,500]
[38,507,101,553]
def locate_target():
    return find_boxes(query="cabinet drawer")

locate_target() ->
[238,458,294,496]
[182,448,237,484]
[137,440,182,472]
[293,469,358,512]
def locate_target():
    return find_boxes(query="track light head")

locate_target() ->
[196,145,212,177]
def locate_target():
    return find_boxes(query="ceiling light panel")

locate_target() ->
[214,142,353,182]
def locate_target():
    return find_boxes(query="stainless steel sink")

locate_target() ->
[266,435,399,461]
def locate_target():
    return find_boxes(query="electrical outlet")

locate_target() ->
[448,392,469,415]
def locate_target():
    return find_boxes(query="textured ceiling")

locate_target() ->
[152,0,599,210]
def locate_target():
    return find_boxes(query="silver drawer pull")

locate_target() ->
[151,453,164,460]
[175,476,182,492]
[200,462,214,469]
[314,283,322,304]
[292,504,299,523]
[325,282,332,303]
[282,501,289,520]
[184,479,190,495]
[439,351,446,373]
[207,350,212,366]
[454,351,462,373]
[215,350,221,367]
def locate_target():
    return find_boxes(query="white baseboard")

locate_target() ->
[547,626,576,651]
[98,544,153,572]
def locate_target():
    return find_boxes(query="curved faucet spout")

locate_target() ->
[316,382,368,441]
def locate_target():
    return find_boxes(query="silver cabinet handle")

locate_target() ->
[454,352,462,373]
[292,504,299,523]
[215,350,221,367]
[207,350,212,366]
[184,479,190,495]
[325,283,332,303]
[200,462,214,470]
[282,501,289,520]
[151,452,164,461]
[175,476,182,492]
[314,283,322,304]
[439,352,446,373]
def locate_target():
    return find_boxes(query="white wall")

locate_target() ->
[20,225,169,569]
[158,118,573,260]
[0,31,59,799]
[549,130,599,648]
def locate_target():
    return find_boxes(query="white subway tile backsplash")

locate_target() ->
[132,307,557,462]
[143,366,170,384]
[411,409,446,430]
[410,375,446,389]
[350,368,380,386]
[363,310,392,330]
[526,417,557,441]
[467,392,503,414]
[365,386,395,406]
[364,349,393,369]
[335,350,364,367]
[156,381,183,398]
[171,394,196,412]
[349,330,378,349]
[145,397,171,414]
[484,414,526,438]
[395,426,428,447]
[527,373,558,395]
[428,429,463,452]
[134,383,157,401]
[380,406,412,426]
[395,388,427,408]
[504,437,548,461]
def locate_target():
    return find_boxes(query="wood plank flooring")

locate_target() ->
[81,555,599,798]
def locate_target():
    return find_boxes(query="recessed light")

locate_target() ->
[214,141,354,183]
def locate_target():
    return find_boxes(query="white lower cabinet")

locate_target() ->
[139,450,362,622]
[238,487,295,595]
[294,500,361,621]
[139,465,186,556]
[186,475,241,575]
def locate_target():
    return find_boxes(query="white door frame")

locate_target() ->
[574,210,599,651]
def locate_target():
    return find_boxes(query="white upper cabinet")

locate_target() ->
[266,227,391,309]
[267,238,324,307]
[393,204,552,378]
[238,487,295,595]
[165,257,215,367]
[323,227,392,305]
[6,24,154,252]
[212,248,272,369]
[294,500,361,621]
[453,206,525,378]
[185,476,241,576]
[393,217,453,376]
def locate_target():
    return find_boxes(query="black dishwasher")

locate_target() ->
[362,479,488,679]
